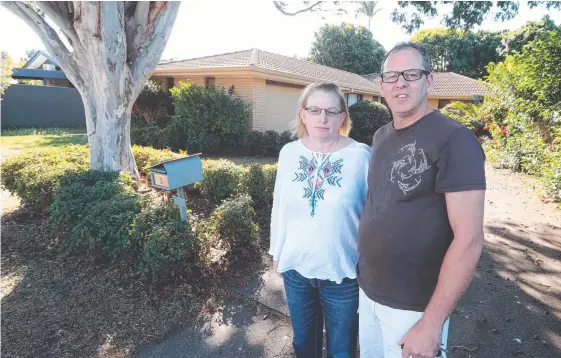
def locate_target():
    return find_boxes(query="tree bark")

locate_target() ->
[82,85,139,178]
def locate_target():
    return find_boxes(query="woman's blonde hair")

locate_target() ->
[289,82,352,138]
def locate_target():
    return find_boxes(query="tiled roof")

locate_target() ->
[157,49,379,93]
[362,72,488,97]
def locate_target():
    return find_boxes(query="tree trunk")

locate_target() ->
[82,88,139,178]
[1,2,180,181]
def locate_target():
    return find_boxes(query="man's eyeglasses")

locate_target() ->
[303,106,343,117]
[381,69,430,83]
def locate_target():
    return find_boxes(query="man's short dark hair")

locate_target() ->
[381,42,431,73]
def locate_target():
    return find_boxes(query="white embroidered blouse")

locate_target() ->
[269,139,372,283]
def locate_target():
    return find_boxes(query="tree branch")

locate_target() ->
[130,1,180,97]
[1,1,82,85]
[36,1,79,48]
[273,1,324,16]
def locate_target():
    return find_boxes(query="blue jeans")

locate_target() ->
[282,269,359,358]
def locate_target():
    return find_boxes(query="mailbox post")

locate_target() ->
[147,154,204,221]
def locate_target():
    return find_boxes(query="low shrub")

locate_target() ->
[349,100,391,145]
[132,80,173,125]
[134,204,205,283]
[243,164,277,209]
[49,170,143,260]
[1,145,89,210]
[170,82,249,153]
[278,131,293,151]
[243,131,265,156]
[209,194,259,250]
[132,145,183,176]
[200,160,246,202]
[261,130,280,157]
[130,118,170,149]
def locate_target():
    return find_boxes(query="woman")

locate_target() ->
[269,82,371,358]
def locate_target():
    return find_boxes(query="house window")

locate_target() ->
[166,77,174,91]
[358,94,363,101]
[205,76,215,88]
[438,99,452,109]
[347,93,359,107]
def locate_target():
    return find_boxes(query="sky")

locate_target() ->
[1,1,560,63]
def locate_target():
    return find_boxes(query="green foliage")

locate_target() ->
[132,145,183,176]
[410,28,503,78]
[483,28,561,202]
[392,1,560,34]
[243,131,264,156]
[243,164,277,208]
[441,101,490,138]
[170,82,249,153]
[130,118,170,149]
[348,100,391,144]
[355,1,381,30]
[200,160,246,202]
[134,204,204,283]
[208,194,260,250]
[309,23,385,74]
[261,130,281,157]
[500,15,560,55]
[132,81,173,124]
[49,171,143,260]
[0,145,89,210]
[1,51,14,95]
[1,145,187,208]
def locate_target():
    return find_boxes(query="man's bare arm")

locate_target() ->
[424,189,485,326]
[399,190,485,358]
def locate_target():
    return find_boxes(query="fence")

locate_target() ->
[1,84,85,128]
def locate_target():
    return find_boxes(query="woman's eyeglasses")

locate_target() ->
[303,106,343,117]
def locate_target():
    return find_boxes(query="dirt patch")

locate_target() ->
[0,200,264,358]
[448,164,561,357]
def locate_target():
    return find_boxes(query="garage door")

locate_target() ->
[265,84,303,133]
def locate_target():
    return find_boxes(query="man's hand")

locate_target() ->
[398,317,442,358]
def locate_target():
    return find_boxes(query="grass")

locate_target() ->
[1,133,88,158]
[1,127,87,136]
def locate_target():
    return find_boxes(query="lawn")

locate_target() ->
[1,127,88,158]
[1,129,274,358]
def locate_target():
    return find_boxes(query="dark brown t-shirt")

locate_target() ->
[357,111,486,312]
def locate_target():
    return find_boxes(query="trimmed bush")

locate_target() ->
[243,131,265,156]
[210,194,259,250]
[134,204,204,283]
[278,131,293,151]
[132,145,183,176]
[49,171,143,260]
[200,160,246,202]
[1,145,89,210]
[132,80,173,125]
[349,101,391,145]
[170,82,249,153]
[262,130,280,157]
[243,164,277,209]
[130,118,170,149]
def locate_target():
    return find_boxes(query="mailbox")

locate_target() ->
[147,154,204,221]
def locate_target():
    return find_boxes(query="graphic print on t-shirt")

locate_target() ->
[293,154,343,217]
[390,141,431,195]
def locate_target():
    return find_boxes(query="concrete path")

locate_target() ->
[134,273,295,358]
[135,164,561,357]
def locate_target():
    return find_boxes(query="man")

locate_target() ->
[357,42,486,358]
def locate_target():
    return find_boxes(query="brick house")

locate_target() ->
[151,48,488,133]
